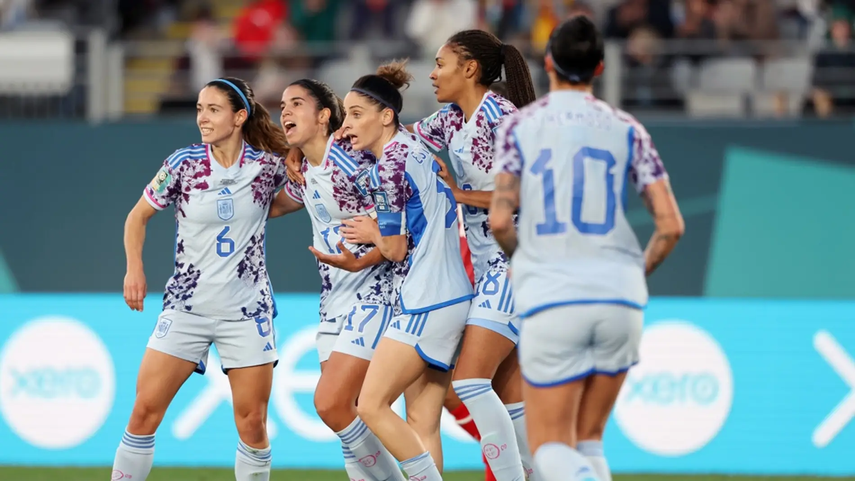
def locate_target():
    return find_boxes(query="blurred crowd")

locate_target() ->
[3,0,855,117]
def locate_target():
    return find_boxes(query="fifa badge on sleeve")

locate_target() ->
[150,168,171,193]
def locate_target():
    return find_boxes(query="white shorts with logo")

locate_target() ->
[384,300,470,372]
[519,303,643,387]
[316,304,394,364]
[466,268,520,344]
[147,309,278,374]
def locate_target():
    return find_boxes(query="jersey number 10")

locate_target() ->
[531,147,617,236]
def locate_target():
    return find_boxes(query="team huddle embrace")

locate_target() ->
[116,16,684,481]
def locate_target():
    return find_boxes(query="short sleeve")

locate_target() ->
[628,124,668,193]
[493,117,523,178]
[370,159,408,237]
[143,159,180,210]
[283,180,304,204]
[414,106,453,152]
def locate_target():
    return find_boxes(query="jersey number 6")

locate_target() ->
[217,226,235,257]
[530,147,616,236]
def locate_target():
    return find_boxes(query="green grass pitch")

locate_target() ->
[0,468,852,481]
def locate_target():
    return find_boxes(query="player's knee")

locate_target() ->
[127,397,166,434]
[355,392,385,426]
[405,404,441,437]
[234,408,267,445]
[314,389,355,432]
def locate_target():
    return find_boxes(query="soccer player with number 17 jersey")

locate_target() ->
[489,17,685,481]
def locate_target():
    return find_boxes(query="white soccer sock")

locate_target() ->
[112,430,155,481]
[400,451,443,481]
[453,379,526,481]
[235,439,271,481]
[337,416,405,481]
[343,443,370,481]
[534,442,599,481]
[577,440,611,481]
[505,402,538,481]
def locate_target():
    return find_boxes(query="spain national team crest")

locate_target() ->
[314,203,332,223]
[154,317,173,338]
[373,192,390,212]
[217,198,234,221]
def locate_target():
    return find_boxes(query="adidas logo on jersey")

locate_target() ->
[351,337,365,347]
[218,187,232,196]
[262,342,273,352]
[390,320,401,330]
[312,191,321,199]
[479,300,492,309]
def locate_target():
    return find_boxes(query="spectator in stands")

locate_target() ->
[713,0,779,55]
[675,0,718,62]
[406,0,478,59]
[624,24,681,109]
[349,0,401,41]
[187,3,222,91]
[676,0,716,40]
[605,0,674,39]
[811,6,855,117]
[290,0,342,53]
[233,0,292,64]
[530,0,560,52]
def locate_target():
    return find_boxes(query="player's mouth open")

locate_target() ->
[283,121,297,135]
[200,127,213,135]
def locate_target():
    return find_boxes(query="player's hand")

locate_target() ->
[333,125,349,141]
[434,156,453,185]
[124,268,147,312]
[309,242,363,272]
[341,216,378,245]
[285,148,305,185]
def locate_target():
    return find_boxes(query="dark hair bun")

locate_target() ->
[376,60,413,91]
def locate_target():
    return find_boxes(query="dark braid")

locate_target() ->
[446,30,537,108]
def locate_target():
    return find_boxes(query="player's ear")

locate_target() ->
[544,54,555,76]
[594,61,604,78]
[318,107,331,125]
[235,109,248,128]
[381,107,394,127]
[463,59,479,81]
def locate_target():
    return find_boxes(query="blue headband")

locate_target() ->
[351,87,399,115]
[546,37,593,83]
[213,78,251,116]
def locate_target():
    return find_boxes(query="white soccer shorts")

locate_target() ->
[384,300,470,371]
[316,304,393,364]
[519,303,643,386]
[466,267,520,344]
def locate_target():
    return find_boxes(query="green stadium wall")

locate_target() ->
[1,119,852,298]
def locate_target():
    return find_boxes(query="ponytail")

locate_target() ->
[446,30,537,109]
[501,44,537,108]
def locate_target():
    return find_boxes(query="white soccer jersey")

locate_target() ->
[494,91,669,318]
[415,91,517,279]
[282,136,393,320]
[368,130,474,313]
[143,142,287,320]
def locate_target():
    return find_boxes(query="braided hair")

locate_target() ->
[446,30,536,109]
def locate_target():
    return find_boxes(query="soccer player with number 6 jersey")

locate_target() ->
[115,77,290,481]
[489,16,685,481]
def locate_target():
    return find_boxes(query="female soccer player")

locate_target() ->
[489,16,684,481]
[268,78,405,481]
[116,77,290,481]
[337,60,474,481]
[411,29,538,481]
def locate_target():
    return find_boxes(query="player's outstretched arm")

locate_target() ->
[489,172,520,257]
[640,179,685,276]
[269,188,305,218]
[342,216,408,263]
[124,197,158,312]
[285,148,305,184]
[309,243,386,272]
